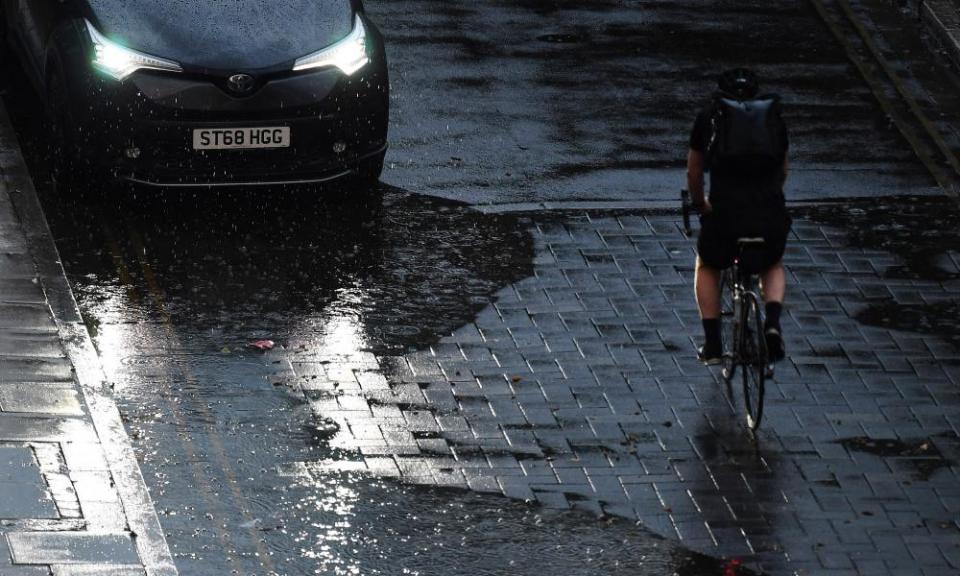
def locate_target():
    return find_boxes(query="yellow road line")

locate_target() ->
[95,211,251,575]
[125,227,280,576]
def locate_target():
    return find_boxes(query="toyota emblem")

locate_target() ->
[227,73,255,94]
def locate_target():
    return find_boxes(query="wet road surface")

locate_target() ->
[6,188,740,575]
[377,0,937,204]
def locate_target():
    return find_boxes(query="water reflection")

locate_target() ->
[317,298,369,359]
[286,468,748,576]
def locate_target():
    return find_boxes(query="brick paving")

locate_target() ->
[0,106,176,575]
[285,206,960,575]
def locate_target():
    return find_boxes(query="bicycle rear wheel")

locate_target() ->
[720,270,736,382]
[740,292,767,430]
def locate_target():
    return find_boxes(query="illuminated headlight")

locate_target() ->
[85,20,183,81]
[292,15,370,76]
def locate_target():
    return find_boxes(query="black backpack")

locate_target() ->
[707,93,785,172]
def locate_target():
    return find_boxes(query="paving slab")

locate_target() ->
[0,305,57,331]
[0,567,52,576]
[0,384,84,416]
[0,416,96,444]
[6,533,139,566]
[0,333,64,359]
[0,487,59,522]
[51,567,144,576]
[0,357,74,384]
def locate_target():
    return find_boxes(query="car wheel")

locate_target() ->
[46,63,101,196]
[0,14,7,88]
[350,151,385,206]
[356,151,385,184]
[45,61,78,185]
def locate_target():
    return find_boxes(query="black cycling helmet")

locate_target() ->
[717,68,759,99]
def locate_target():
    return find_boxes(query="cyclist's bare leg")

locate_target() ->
[695,256,721,318]
[760,261,785,304]
[695,256,724,361]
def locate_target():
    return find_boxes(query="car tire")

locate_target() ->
[46,60,101,197]
[0,12,7,88]
[46,69,79,191]
[350,151,385,206]
[357,151,385,184]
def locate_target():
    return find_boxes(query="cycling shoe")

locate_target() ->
[765,327,785,362]
[698,345,723,365]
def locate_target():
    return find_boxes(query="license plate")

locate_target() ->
[192,127,290,150]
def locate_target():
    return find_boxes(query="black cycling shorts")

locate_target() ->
[696,213,787,272]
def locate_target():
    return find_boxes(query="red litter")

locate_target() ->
[723,558,742,576]
[248,340,275,351]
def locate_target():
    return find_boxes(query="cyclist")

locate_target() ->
[687,68,791,364]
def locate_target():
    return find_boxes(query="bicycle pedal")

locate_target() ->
[765,363,775,378]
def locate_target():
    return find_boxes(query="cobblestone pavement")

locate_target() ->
[0,107,176,575]
[280,199,960,575]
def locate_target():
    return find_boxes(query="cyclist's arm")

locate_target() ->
[687,148,710,213]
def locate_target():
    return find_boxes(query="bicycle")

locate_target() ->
[682,189,769,431]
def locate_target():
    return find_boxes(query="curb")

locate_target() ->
[919,0,960,72]
[0,102,178,575]
[470,196,931,215]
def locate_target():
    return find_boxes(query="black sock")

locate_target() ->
[765,302,782,331]
[702,318,722,351]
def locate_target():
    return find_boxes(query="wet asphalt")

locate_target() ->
[378,0,937,203]
[2,0,959,574]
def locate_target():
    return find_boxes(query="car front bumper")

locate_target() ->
[64,50,389,187]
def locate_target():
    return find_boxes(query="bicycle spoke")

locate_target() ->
[741,293,766,431]
[721,276,737,383]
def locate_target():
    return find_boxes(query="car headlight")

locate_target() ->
[85,20,183,81]
[292,14,370,76]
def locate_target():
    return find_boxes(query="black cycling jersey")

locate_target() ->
[689,105,790,237]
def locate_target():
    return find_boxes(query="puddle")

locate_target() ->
[838,435,955,481]
[856,300,960,346]
[272,472,758,576]
[799,196,960,282]
[800,196,960,346]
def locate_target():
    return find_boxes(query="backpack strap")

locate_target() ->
[705,93,725,165]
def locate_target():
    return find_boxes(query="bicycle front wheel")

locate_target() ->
[740,292,767,431]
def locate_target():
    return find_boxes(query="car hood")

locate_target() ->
[84,0,355,71]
